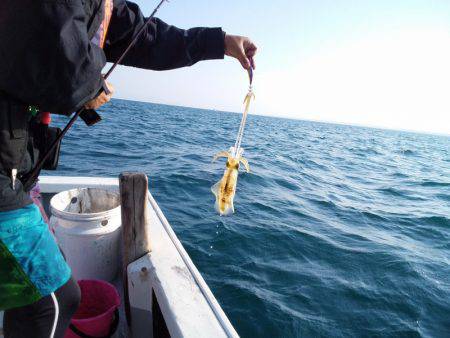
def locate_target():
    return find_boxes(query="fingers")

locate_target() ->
[84,99,97,110]
[105,81,115,96]
[99,93,110,105]
[102,82,114,105]
[238,50,251,70]
[237,39,257,70]
[247,49,257,69]
[95,94,108,107]
[84,82,115,110]
[224,34,258,70]
[244,40,258,69]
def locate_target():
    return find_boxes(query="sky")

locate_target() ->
[109,0,450,135]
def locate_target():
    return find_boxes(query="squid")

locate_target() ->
[211,147,250,216]
[211,82,255,216]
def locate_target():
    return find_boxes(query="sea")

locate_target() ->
[48,99,450,338]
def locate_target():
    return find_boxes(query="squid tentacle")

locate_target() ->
[212,150,230,162]
[239,157,250,173]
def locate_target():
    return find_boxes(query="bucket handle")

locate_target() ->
[69,308,119,338]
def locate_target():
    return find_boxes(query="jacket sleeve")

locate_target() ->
[0,0,106,114]
[104,0,225,70]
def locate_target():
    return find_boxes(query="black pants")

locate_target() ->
[3,277,80,338]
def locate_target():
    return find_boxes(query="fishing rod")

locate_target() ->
[22,0,168,189]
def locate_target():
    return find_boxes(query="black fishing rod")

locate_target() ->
[22,0,168,189]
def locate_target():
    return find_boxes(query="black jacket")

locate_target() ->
[0,0,225,211]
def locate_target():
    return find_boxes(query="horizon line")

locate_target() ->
[113,97,450,138]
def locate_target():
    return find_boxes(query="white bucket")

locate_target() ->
[50,188,121,281]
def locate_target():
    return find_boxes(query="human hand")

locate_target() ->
[84,81,115,110]
[224,34,258,70]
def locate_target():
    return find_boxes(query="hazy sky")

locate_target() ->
[109,0,450,135]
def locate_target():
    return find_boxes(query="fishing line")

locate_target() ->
[233,67,253,157]
[233,89,250,154]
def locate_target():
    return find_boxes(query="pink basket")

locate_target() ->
[65,280,120,338]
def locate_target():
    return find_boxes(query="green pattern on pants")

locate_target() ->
[0,240,41,309]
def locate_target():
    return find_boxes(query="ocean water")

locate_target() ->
[49,99,450,337]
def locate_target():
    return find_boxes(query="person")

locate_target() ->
[0,0,257,337]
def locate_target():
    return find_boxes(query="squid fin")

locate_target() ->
[211,179,223,214]
[239,157,250,173]
[211,179,221,197]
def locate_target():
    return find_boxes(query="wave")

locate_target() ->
[398,149,416,156]
[420,180,450,188]
[416,215,450,228]
[377,186,429,201]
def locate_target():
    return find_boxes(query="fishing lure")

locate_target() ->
[212,68,254,215]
